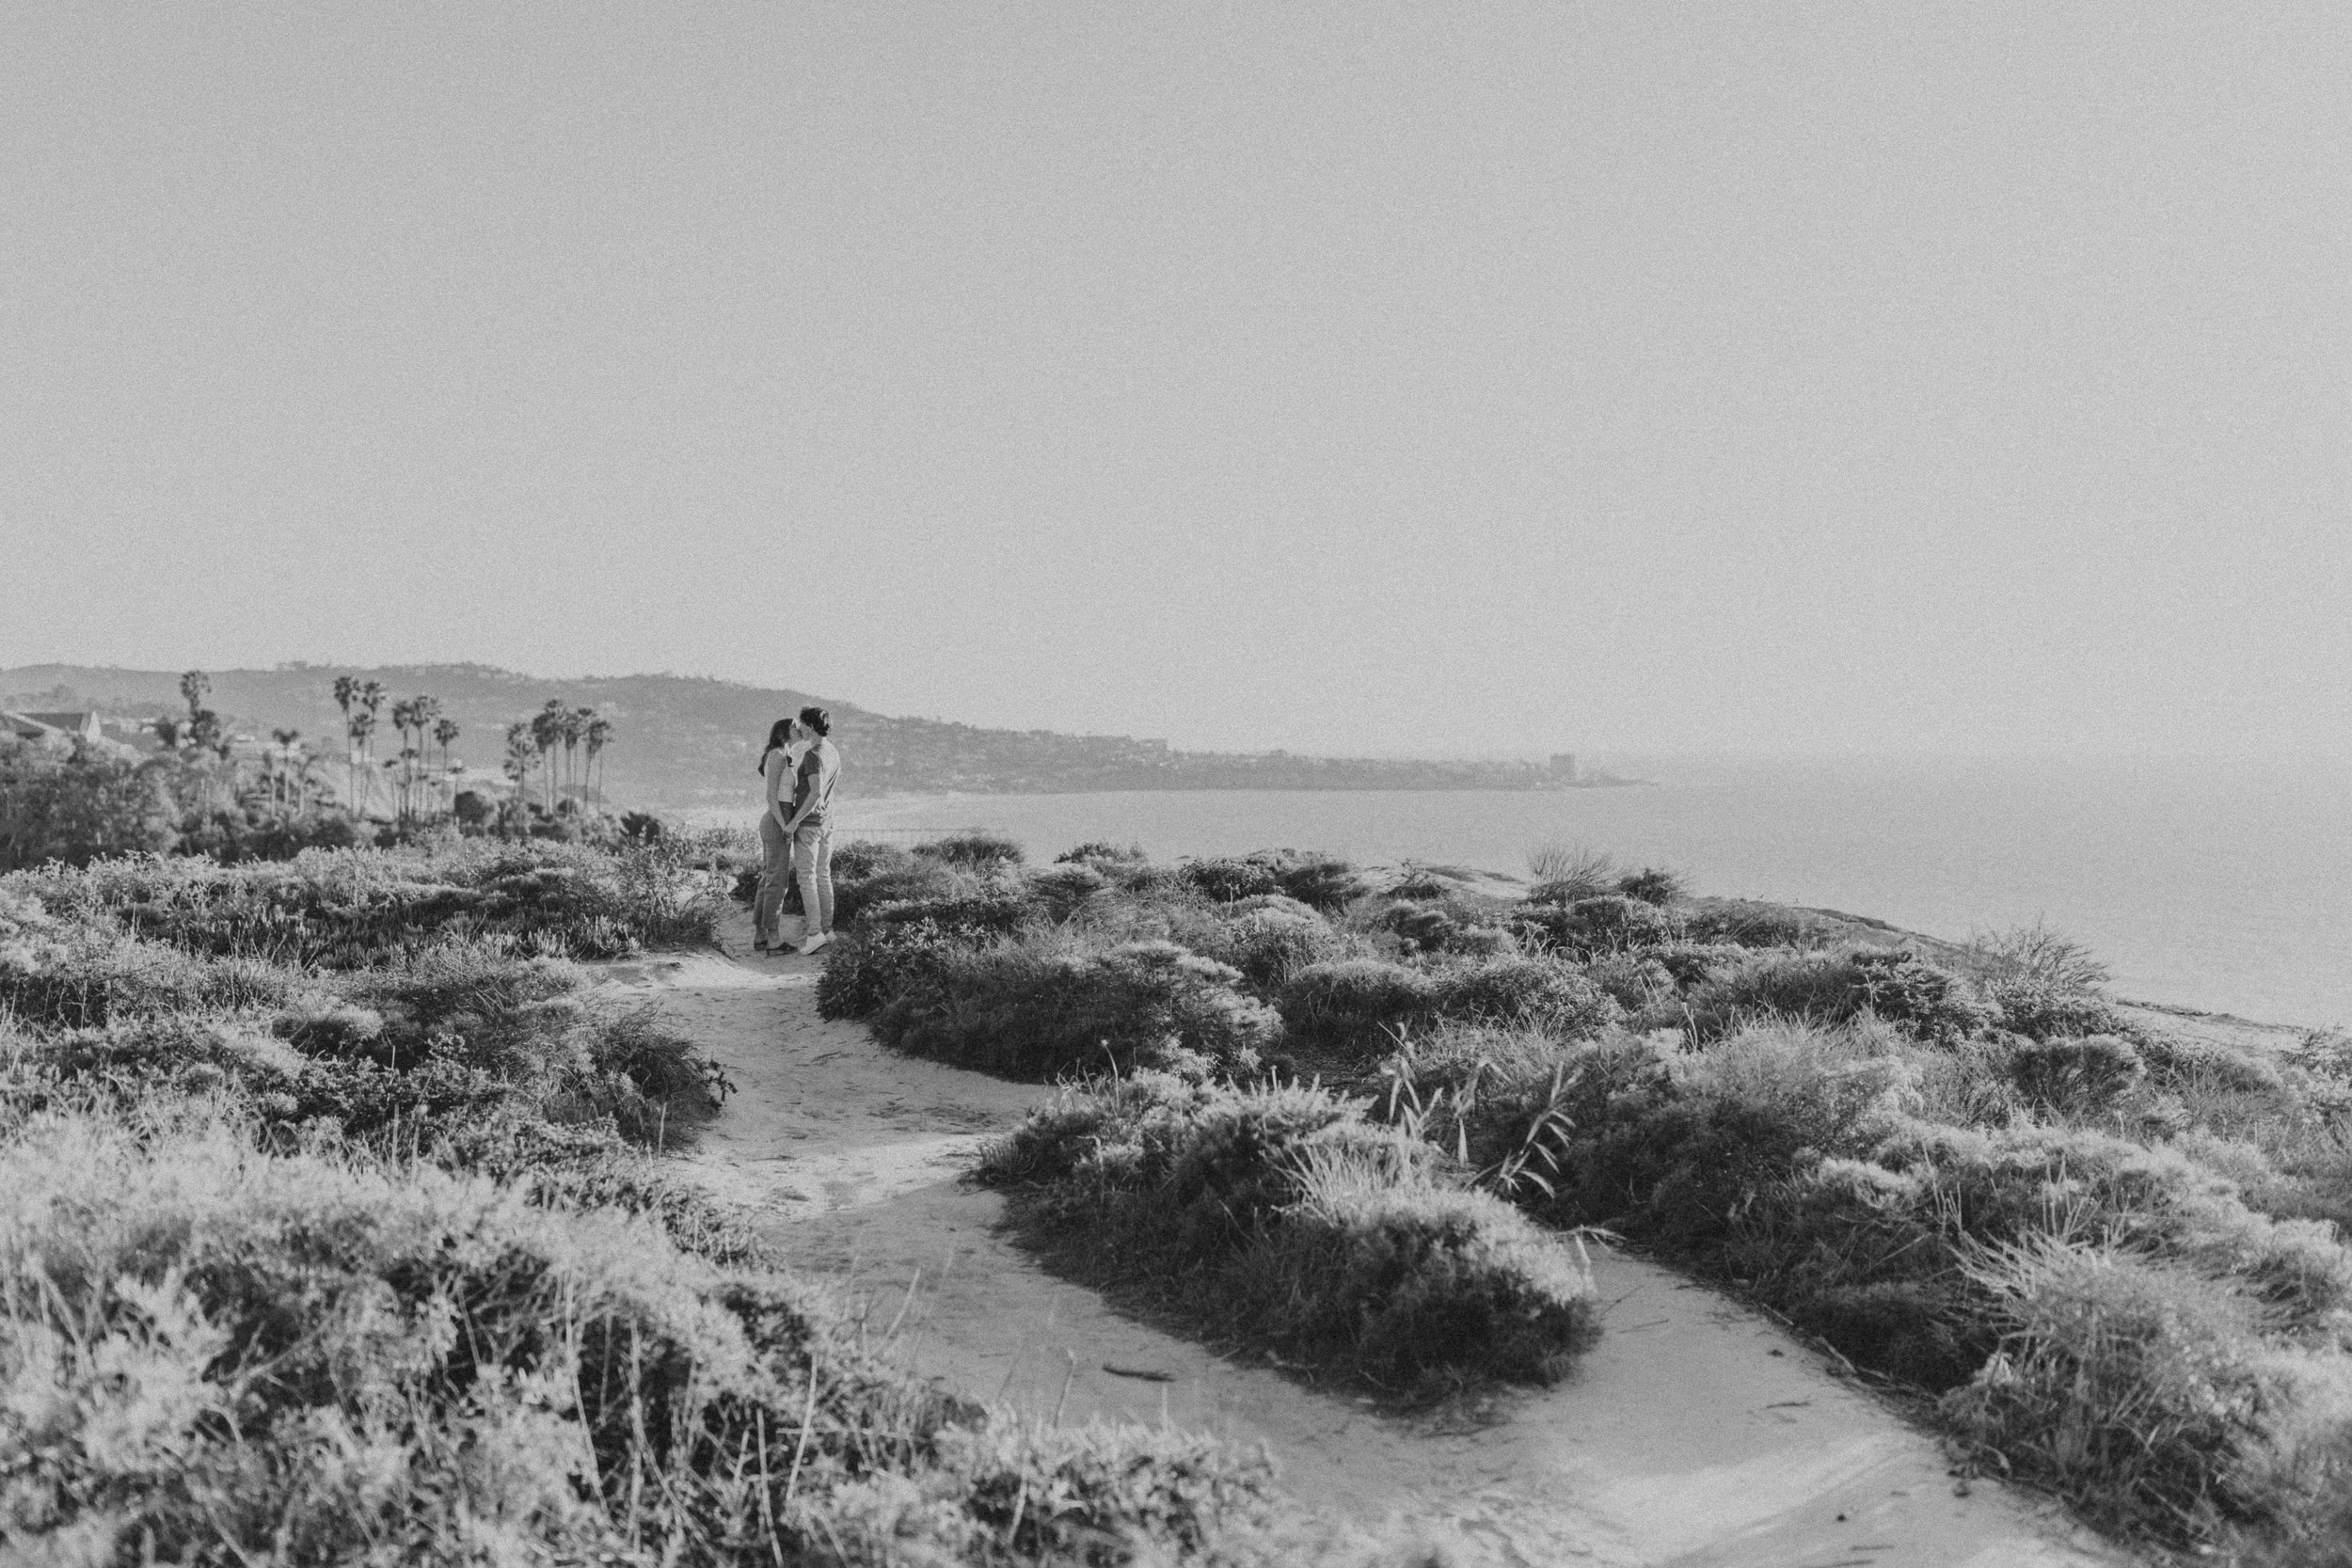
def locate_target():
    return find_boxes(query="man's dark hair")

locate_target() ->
[797,705,831,737]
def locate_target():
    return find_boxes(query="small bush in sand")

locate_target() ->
[814,919,968,1022]
[1279,959,1440,1055]
[1180,850,1365,912]
[1944,1235,2352,1546]
[1193,905,1366,990]
[1428,957,1620,1038]
[1507,894,1676,958]
[1269,854,1369,913]
[2004,1032,2146,1117]
[1963,917,2113,993]
[1613,866,1687,906]
[1523,843,1615,897]
[1277,956,1614,1058]
[1376,901,1462,956]
[1056,839,1147,867]
[979,1072,1600,1399]
[827,856,967,928]
[1987,976,2129,1042]
[871,933,1278,1080]
[1677,945,1997,1046]
[1022,860,1114,921]
[1181,856,1284,903]
[914,829,1026,870]
[829,836,914,882]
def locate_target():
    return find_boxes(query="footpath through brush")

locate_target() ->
[606,909,2129,1567]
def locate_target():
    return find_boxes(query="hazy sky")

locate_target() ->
[6,3,2347,755]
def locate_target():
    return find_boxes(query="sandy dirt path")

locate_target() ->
[602,922,2130,1568]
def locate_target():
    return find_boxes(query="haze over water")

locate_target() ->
[843,754,2352,1030]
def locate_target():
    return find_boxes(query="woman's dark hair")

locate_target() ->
[797,705,831,737]
[755,718,793,771]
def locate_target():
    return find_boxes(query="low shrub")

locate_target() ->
[1943,1237,2347,1543]
[1963,919,2114,993]
[1182,856,1284,903]
[1678,945,1996,1046]
[829,858,966,928]
[1430,957,1620,1038]
[0,1115,1304,1566]
[2006,1033,2146,1117]
[1181,850,1364,912]
[1614,867,1686,905]
[1523,843,1615,899]
[1025,860,1112,920]
[1379,901,1462,956]
[1990,977,2131,1042]
[3,840,725,967]
[1583,951,1677,1010]
[1680,899,1830,948]
[815,919,972,1022]
[914,830,1026,871]
[830,837,914,882]
[872,935,1279,1080]
[1199,906,1362,990]
[866,889,1040,939]
[1271,855,1367,913]
[1279,959,1439,1055]
[1508,894,1675,957]
[980,1072,1599,1397]
[1057,839,1146,867]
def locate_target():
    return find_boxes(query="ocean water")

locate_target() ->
[826,754,2352,1029]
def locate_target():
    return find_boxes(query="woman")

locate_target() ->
[752,718,806,952]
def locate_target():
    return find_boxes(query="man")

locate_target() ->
[783,705,840,955]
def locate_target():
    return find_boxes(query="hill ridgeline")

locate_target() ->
[2,662,1624,810]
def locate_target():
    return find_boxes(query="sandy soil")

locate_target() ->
[600,919,2131,1568]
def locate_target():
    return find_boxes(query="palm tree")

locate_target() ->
[411,697,442,784]
[389,699,420,820]
[357,683,385,815]
[433,717,461,816]
[332,678,358,810]
[583,715,612,812]
[270,728,301,811]
[347,707,377,816]
[503,722,539,834]
[531,701,566,816]
[560,707,592,812]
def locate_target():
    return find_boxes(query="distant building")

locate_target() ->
[22,711,103,743]
[1549,752,1578,783]
[3,712,67,747]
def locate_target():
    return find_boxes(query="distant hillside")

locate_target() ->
[1,663,1620,810]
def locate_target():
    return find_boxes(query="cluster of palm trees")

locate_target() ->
[138,674,617,828]
[328,678,473,823]
[330,677,384,812]
[501,700,612,818]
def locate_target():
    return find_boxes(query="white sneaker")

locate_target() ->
[797,932,831,956]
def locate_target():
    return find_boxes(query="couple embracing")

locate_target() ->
[754,705,840,956]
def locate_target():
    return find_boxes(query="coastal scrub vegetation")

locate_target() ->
[1,669,641,876]
[813,835,2352,1560]
[0,837,1427,1566]
[812,847,1606,1400]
